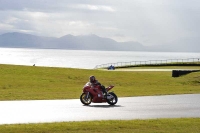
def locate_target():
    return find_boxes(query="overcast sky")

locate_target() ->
[0,0,200,46]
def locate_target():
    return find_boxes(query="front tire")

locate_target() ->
[80,93,92,105]
[107,92,118,105]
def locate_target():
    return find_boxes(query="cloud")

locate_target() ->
[0,22,14,30]
[71,4,115,12]
[0,0,200,49]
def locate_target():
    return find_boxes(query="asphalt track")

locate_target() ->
[107,68,200,71]
[0,94,200,125]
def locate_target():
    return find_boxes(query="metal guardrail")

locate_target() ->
[94,58,200,69]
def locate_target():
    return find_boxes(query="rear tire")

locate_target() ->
[106,92,118,105]
[80,93,92,105]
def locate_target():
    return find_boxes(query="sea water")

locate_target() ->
[0,48,199,69]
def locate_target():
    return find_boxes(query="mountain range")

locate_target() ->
[0,32,199,52]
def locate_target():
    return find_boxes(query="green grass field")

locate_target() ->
[0,118,200,133]
[0,64,200,132]
[0,64,199,100]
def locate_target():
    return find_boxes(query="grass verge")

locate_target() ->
[0,118,200,133]
[0,64,200,100]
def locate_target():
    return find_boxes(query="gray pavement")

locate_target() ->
[0,94,200,125]
[108,69,200,71]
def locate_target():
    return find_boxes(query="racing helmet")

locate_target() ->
[89,75,96,83]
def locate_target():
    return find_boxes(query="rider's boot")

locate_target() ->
[103,92,107,98]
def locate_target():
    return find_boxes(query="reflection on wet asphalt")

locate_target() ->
[0,94,200,125]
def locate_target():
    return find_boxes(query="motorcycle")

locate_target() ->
[80,83,118,105]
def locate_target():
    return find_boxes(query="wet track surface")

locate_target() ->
[0,94,200,125]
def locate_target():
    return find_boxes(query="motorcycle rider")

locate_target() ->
[87,75,107,97]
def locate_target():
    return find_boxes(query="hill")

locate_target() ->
[0,32,144,51]
[0,32,199,52]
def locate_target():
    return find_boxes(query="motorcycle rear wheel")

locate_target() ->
[106,92,118,105]
[80,93,92,105]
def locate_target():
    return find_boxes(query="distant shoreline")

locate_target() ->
[1,32,200,52]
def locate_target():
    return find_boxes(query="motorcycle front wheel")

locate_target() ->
[106,92,118,105]
[80,93,92,105]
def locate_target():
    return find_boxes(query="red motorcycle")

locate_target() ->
[80,83,118,105]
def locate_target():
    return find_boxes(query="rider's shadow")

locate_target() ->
[84,105,122,108]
